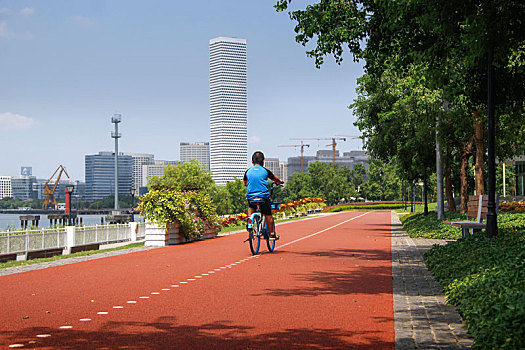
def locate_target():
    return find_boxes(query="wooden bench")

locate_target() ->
[70,243,100,254]
[445,195,487,238]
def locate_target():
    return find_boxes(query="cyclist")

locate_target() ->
[244,151,284,239]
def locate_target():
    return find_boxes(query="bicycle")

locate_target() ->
[245,183,281,255]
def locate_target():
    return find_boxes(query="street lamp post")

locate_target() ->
[130,188,136,222]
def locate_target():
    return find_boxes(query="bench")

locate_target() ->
[445,195,487,238]
[69,243,100,254]
[26,248,64,260]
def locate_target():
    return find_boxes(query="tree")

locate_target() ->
[225,178,247,214]
[360,159,401,201]
[148,159,215,194]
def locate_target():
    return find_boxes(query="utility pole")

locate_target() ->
[111,114,121,211]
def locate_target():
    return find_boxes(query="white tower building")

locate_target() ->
[209,37,248,186]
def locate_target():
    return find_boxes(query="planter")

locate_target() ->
[145,221,218,247]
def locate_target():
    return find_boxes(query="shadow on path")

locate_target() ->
[3,318,394,349]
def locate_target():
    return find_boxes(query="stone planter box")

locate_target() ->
[145,221,218,247]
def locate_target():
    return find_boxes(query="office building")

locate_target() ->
[85,152,133,201]
[180,142,210,171]
[287,150,369,181]
[279,161,288,182]
[209,36,248,185]
[264,158,281,179]
[121,152,154,192]
[141,160,179,191]
[0,176,13,199]
[11,175,36,200]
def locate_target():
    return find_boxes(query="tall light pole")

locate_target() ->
[111,114,121,211]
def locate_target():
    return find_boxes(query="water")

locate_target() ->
[0,214,143,231]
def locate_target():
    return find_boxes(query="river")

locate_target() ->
[0,214,143,230]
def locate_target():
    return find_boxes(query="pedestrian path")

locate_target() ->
[391,212,473,349]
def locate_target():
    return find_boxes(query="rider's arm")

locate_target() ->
[272,176,284,186]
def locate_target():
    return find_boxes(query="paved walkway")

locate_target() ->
[391,212,473,349]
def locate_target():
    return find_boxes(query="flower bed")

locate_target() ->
[499,201,525,213]
[220,197,326,227]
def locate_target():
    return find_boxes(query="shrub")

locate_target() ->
[499,201,525,213]
[329,203,404,212]
[423,212,525,348]
[139,189,221,240]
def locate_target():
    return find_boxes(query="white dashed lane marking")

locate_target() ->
[59,326,73,329]
[79,318,91,322]
[97,311,108,315]
[127,301,137,304]
[112,306,124,309]
[36,334,51,338]
[9,344,24,348]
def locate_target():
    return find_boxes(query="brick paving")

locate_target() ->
[391,212,473,349]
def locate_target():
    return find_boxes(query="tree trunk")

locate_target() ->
[473,111,485,195]
[460,141,473,213]
[445,161,456,212]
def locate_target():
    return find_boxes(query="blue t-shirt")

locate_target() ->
[244,164,275,200]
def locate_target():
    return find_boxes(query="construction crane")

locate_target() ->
[334,134,366,156]
[291,137,348,166]
[278,141,310,172]
[42,165,70,210]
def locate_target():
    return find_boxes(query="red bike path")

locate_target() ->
[1,211,394,349]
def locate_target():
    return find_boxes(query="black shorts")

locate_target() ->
[248,198,272,215]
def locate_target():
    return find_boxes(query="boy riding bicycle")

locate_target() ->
[244,151,284,239]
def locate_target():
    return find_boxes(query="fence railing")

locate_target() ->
[0,223,146,256]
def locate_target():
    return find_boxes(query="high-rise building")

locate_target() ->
[0,176,13,199]
[11,175,36,200]
[121,152,154,192]
[180,142,210,171]
[85,152,133,201]
[264,158,281,179]
[209,36,248,186]
[279,161,288,182]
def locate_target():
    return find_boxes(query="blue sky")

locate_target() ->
[0,0,365,181]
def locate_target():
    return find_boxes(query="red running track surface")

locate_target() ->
[0,211,394,349]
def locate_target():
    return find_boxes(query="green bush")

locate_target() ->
[399,211,465,239]
[138,189,221,240]
[423,212,525,349]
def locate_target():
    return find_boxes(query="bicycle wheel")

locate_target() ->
[266,222,276,252]
[249,215,261,255]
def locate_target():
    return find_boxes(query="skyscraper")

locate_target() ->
[209,37,247,186]
[180,142,210,171]
[85,152,133,201]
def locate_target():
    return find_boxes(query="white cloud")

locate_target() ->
[73,15,95,26]
[0,113,37,129]
[0,20,34,39]
[0,8,10,15]
[249,136,261,143]
[19,7,34,17]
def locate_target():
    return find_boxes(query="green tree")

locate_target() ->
[225,178,247,215]
[148,159,215,194]
[361,159,401,201]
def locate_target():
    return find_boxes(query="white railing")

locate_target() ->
[0,223,146,256]
[0,227,66,255]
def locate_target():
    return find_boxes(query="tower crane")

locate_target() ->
[278,141,310,172]
[334,134,366,156]
[42,165,70,210]
[291,137,347,166]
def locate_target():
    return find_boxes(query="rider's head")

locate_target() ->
[252,151,265,165]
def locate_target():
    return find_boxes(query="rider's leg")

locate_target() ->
[264,214,276,236]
